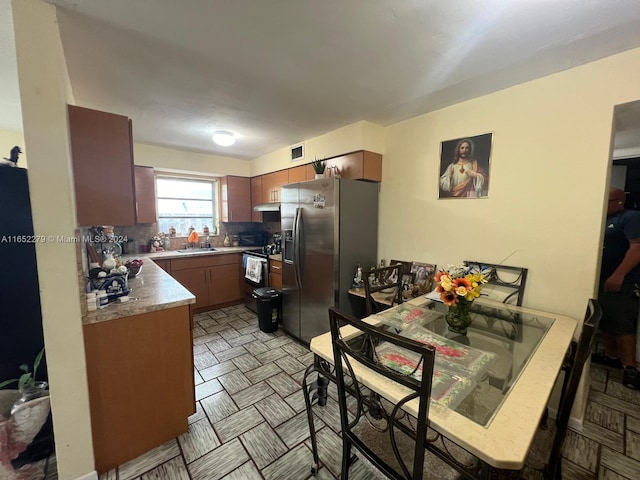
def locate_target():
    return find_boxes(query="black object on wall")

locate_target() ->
[0,167,47,383]
[0,167,54,465]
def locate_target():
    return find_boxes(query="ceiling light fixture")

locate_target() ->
[212,130,236,146]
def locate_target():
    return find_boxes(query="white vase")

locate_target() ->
[314,173,324,179]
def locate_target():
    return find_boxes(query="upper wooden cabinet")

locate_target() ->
[262,170,289,203]
[134,166,157,224]
[220,176,251,222]
[250,176,263,222]
[68,105,137,226]
[325,150,382,182]
[288,165,307,183]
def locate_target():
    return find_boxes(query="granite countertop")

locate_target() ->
[269,254,282,262]
[83,258,195,325]
[83,247,260,325]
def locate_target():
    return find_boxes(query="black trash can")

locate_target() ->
[253,287,281,333]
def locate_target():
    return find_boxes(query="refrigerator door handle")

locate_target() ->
[293,207,302,289]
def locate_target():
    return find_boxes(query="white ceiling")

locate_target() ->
[3,0,640,160]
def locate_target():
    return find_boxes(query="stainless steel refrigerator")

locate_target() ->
[281,178,378,343]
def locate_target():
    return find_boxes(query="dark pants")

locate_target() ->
[598,284,639,336]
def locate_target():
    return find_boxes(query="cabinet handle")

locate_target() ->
[271,265,281,272]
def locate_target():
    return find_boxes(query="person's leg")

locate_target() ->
[616,334,638,367]
[602,332,620,358]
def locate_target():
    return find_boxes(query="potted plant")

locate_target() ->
[311,157,326,178]
[0,348,47,415]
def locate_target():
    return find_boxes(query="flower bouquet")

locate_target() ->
[435,263,488,334]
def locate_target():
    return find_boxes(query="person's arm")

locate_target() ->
[604,240,640,292]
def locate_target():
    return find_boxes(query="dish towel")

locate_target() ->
[245,257,263,283]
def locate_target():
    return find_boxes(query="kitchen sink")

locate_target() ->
[175,248,217,253]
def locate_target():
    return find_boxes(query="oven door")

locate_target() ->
[242,253,269,313]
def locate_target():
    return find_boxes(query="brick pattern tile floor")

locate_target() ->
[37,305,640,479]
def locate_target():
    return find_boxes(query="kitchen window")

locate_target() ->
[156,176,219,236]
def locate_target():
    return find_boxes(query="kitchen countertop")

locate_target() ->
[83,257,195,325]
[83,247,258,325]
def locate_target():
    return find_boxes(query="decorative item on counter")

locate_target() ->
[125,258,144,277]
[187,226,199,246]
[232,234,239,247]
[223,233,231,247]
[169,226,177,237]
[203,226,210,236]
[435,263,488,334]
[149,234,165,252]
[312,157,326,178]
[352,262,364,288]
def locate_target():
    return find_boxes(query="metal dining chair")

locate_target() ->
[526,298,602,479]
[363,264,404,316]
[328,307,480,479]
[463,260,528,306]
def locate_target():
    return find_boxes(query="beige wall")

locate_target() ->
[0,128,27,167]
[381,49,640,319]
[250,120,385,176]
[380,47,640,421]
[133,142,249,177]
[12,1,95,479]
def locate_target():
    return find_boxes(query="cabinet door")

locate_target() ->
[326,150,382,182]
[288,166,306,183]
[262,170,289,203]
[153,259,171,273]
[209,263,242,305]
[305,163,316,180]
[68,105,137,226]
[134,166,157,224]
[269,260,283,290]
[83,306,193,473]
[220,176,251,222]
[171,268,209,309]
[250,176,263,222]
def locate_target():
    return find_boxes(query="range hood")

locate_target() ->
[253,202,280,212]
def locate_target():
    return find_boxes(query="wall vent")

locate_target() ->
[290,143,304,162]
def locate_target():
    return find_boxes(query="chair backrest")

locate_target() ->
[546,299,602,479]
[463,260,528,306]
[329,307,436,480]
[363,264,404,316]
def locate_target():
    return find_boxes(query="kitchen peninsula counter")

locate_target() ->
[83,257,195,325]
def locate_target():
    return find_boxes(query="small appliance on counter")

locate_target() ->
[273,232,282,254]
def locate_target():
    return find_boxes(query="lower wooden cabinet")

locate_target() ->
[83,305,195,474]
[170,253,243,311]
[152,258,171,272]
[269,259,283,290]
[171,267,209,310]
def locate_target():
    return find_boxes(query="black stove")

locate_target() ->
[243,248,268,258]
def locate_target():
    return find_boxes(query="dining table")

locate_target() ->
[302,295,578,478]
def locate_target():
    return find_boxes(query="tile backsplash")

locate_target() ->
[81,220,281,258]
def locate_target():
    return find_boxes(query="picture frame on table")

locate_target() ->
[410,262,437,295]
[400,273,416,293]
[438,132,493,199]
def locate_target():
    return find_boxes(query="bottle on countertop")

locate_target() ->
[223,233,231,247]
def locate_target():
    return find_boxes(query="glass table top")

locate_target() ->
[368,300,556,426]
